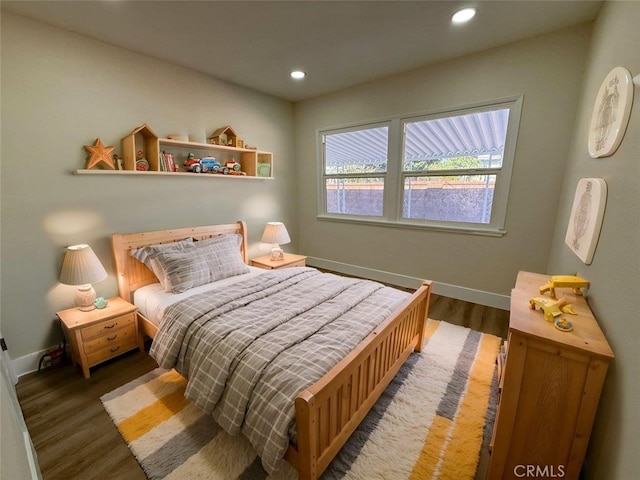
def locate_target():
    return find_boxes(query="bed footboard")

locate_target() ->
[287,281,432,480]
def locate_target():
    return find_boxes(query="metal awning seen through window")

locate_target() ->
[325,108,510,168]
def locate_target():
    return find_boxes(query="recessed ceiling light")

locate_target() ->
[290,70,306,80]
[452,7,476,24]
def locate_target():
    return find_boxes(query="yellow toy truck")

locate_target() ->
[539,275,589,298]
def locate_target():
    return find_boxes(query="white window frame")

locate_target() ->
[317,96,523,236]
[319,121,391,218]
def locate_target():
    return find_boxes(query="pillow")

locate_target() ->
[155,234,249,293]
[195,233,243,249]
[130,238,195,287]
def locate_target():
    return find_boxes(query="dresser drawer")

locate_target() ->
[86,335,138,367]
[83,324,136,354]
[80,312,136,341]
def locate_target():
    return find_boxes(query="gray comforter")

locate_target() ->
[149,267,409,474]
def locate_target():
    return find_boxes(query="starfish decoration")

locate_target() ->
[84,138,115,169]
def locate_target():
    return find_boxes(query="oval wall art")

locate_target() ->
[565,178,607,265]
[588,66,634,158]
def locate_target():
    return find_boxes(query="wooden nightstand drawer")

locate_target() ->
[83,324,136,354]
[86,335,138,366]
[80,312,136,341]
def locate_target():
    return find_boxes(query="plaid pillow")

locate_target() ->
[155,234,249,293]
[130,238,195,287]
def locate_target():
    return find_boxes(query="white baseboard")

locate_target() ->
[306,257,510,311]
[12,346,59,379]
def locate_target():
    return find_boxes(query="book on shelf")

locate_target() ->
[159,151,177,172]
[164,152,176,172]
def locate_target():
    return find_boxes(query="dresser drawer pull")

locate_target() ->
[107,335,117,341]
[110,345,120,353]
[103,323,117,330]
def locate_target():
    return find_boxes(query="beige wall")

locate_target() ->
[547,2,639,479]
[0,13,296,360]
[293,24,592,304]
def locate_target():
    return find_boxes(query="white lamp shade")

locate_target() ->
[59,244,108,286]
[261,222,291,245]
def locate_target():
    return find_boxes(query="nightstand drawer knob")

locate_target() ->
[104,323,116,330]
[110,345,120,353]
[107,335,117,341]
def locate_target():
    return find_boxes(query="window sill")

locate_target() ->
[317,214,506,237]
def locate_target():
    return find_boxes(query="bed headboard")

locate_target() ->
[111,221,248,302]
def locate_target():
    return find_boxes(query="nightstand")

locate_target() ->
[251,253,307,270]
[57,297,143,378]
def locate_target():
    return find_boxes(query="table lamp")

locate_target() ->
[261,222,291,261]
[59,244,108,311]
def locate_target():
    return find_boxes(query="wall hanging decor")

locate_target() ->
[588,66,634,158]
[83,138,115,169]
[565,178,607,264]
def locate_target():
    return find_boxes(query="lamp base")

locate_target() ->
[270,246,285,261]
[76,285,97,312]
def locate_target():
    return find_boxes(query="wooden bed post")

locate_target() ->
[295,391,318,480]
[111,232,131,302]
[414,280,432,353]
[236,220,248,264]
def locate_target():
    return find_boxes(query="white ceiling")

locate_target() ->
[2,0,603,102]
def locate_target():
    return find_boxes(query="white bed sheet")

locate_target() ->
[134,266,266,326]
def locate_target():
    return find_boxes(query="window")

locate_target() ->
[319,98,522,235]
[323,125,388,217]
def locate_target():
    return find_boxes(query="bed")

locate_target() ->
[112,221,432,480]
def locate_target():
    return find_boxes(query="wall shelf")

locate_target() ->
[73,169,273,179]
[114,124,273,178]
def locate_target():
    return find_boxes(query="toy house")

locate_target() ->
[208,125,241,147]
[121,123,159,171]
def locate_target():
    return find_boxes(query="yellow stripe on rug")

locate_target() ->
[118,372,190,443]
[410,331,501,479]
[409,415,451,479]
[423,318,442,340]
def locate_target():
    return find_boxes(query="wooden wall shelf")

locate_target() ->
[114,124,273,178]
[73,169,272,179]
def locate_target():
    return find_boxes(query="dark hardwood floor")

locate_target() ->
[17,350,156,480]
[16,294,509,480]
[428,293,509,340]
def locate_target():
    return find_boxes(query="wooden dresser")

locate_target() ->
[488,271,614,479]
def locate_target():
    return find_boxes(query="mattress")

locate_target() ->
[133,266,266,325]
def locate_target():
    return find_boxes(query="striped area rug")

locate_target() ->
[101,320,501,480]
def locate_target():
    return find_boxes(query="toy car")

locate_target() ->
[539,275,590,298]
[222,160,242,175]
[184,156,221,173]
[529,296,576,322]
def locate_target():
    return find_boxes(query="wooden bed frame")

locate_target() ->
[111,221,432,480]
